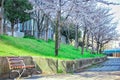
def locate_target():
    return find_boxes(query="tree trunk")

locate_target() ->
[45,15,49,41]
[81,27,87,55]
[86,33,89,51]
[32,19,35,36]
[74,25,78,49]
[58,13,61,48]
[55,23,58,56]
[37,31,42,39]
[37,32,40,39]
[55,0,61,56]
[96,42,99,54]
[17,20,19,32]
[55,10,60,56]
[91,34,94,54]
[37,11,45,39]
[11,23,14,36]
[99,43,103,53]
[3,17,6,34]
[29,19,31,36]
[0,19,3,35]
[0,0,4,35]
[58,0,62,49]
[66,33,71,44]
[66,26,71,44]
[37,22,40,39]
[37,11,40,39]
[22,22,24,32]
[58,25,61,48]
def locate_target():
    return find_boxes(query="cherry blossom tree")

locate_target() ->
[27,0,119,56]
[89,7,118,53]
[29,0,74,56]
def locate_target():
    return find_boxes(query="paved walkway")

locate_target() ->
[23,57,120,80]
[87,57,120,71]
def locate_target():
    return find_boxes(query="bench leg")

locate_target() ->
[9,70,19,79]
[16,68,26,79]
[9,71,11,79]
[26,68,34,77]
[9,69,25,79]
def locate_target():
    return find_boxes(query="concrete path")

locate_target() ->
[87,57,120,71]
[23,57,120,80]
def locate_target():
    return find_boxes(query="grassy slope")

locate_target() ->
[0,35,104,60]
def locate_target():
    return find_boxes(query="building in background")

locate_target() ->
[103,37,120,57]
[104,39,120,50]
[103,48,120,57]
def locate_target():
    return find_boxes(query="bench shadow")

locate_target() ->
[24,75,43,79]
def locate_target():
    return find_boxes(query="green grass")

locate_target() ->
[0,35,105,60]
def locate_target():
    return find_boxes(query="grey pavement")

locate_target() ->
[87,57,120,71]
[22,57,120,80]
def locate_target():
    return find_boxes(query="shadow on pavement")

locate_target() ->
[24,75,43,79]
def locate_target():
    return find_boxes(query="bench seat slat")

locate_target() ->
[10,61,23,64]
[23,65,35,68]
[11,66,24,69]
[8,58,23,61]
[10,65,35,69]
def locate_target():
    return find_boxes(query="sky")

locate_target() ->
[105,0,120,48]
[106,0,120,31]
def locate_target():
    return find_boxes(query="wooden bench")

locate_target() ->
[7,57,35,79]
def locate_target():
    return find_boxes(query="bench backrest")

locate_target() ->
[7,57,25,70]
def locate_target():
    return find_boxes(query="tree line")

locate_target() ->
[0,0,119,56]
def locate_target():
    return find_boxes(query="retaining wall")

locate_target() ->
[0,56,107,75]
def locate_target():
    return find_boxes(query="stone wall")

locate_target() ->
[0,56,107,76]
[0,57,9,74]
[65,57,107,73]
